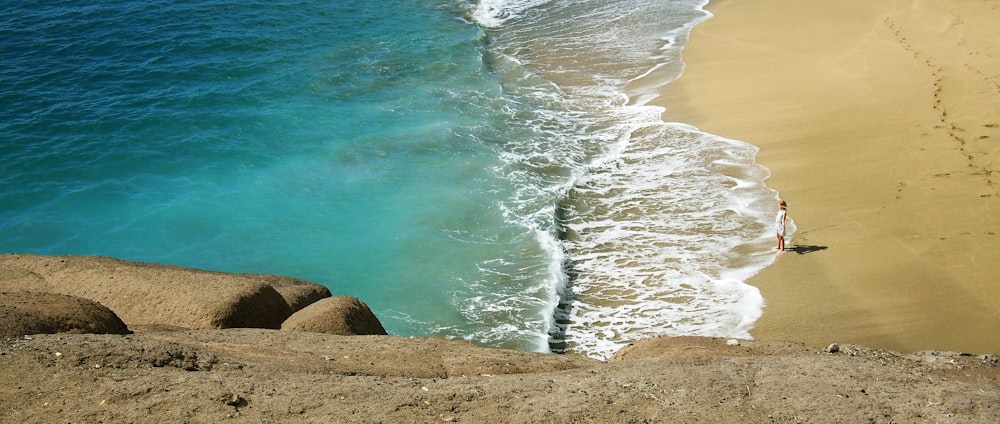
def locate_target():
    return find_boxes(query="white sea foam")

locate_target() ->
[470,0,784,359]
[556,117,779,359]
[471,0,551,28]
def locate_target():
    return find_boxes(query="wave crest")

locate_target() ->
[471,0,550,27]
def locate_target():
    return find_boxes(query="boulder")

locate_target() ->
[0,291,130,338]
[281,296,387,336]
[0,254,320,330]
[268,277,331,313]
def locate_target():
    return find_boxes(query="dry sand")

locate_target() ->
[660,0,1000,354]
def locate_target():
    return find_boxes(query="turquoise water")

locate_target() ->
[1,0,780,358]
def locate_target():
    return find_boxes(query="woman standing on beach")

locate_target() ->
[776,200,788,251]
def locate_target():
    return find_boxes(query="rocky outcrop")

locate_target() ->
[281,296,387,336]
[0,256,998,422]
[0,254,333,330]
[611,336,812,361]
[0,292,130,338]
[2,331,999,423]
[269,277,332,313]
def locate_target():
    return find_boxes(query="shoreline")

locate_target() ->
[660,0,1000,354]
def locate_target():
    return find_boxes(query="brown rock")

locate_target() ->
[281,296,387,336]
[2,331,998,423]
[0,292,130,338]
[610,336,811,361]
[0,254,303,330]
[267,277,331,313]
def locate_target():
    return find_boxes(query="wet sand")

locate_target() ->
[661,0,1000,354]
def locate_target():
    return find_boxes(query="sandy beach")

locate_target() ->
[661,0,1000,354]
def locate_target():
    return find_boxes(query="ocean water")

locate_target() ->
[1,0,779,359]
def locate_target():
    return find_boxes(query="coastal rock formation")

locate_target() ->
[1,331,998,423]
[611,335,810,361]
[281,296,388,336]
[0,292,130,338]
[0,254,997,422]
[0,254,330,330]
[269,278,332,313]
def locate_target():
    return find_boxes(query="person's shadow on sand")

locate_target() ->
[788,245,827,255]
